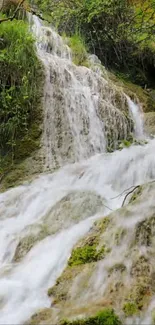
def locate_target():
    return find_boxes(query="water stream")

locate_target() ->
[0,16,154,324]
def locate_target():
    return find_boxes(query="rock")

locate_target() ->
[27,181,155,324]
[13,190,105,261]
[144,112,155,136]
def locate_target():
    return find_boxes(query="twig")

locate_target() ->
[111,185,137,200]
[122,185,140,207]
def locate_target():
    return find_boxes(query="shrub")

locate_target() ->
[0,19,43,164]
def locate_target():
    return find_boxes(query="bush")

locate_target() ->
[68,34,89,66]
[33,0,155,88]
[0,19,43,163]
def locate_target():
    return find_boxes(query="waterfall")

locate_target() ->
[0,15,154,325]
[127,96,144,139]
[29,15,138,170]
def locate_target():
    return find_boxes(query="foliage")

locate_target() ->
[32,0,155,88]
[123,302,139,316]
[60,309,122,325]
[68,34,89,66]
[0,19,43,166]
[68,244,106,266]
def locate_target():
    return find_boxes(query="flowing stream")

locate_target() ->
[0,16,155,324]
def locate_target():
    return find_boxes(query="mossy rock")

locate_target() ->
[135,214,155,246]
[68,244,106,267]
[109,72,155,113]
[130,256,150,278]
[47,264,87,303]
[114,228,127,245]
[109,263,126,274]
[27,308,53,325]
[144,112,155,136]
[123,302,139,317]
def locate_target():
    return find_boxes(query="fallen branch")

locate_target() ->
[111,185,137,200]
[122,185,140,207]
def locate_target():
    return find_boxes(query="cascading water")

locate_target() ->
[127,96,144,139]
[0,15,155,325]
[30,16,138,170]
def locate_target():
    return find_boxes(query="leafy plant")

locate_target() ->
[0,19,43,163]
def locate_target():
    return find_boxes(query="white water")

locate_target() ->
[1,138,155,323]
[127,96,144,139]
[0,16,154,324]
[30,15,141,170]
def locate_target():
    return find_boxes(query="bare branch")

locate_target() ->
[122,185,140,207]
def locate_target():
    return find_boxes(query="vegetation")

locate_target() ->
[0,17,43,180]
[68,244,106,266]
[123,302,138,316]
[60,309,122,325]
[31,0,155,88]
[68,34,89,67]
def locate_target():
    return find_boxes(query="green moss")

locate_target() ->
[60,309,121,325]
[123,302,139,317]
[68,244,106,267]
[95,217,111,233]
[135,214,155,246]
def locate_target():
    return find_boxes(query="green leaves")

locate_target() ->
[0,19,42,158]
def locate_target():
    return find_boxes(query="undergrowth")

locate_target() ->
[0,18,43,181]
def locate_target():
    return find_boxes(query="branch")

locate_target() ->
[0,0,26,24]
[122,185,140,207]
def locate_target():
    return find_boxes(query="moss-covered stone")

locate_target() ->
[27,308,53,325]
[144,112,155,136]
[114,228,127,245]
[128,282,151,310]
[109,263,126,274]
[135,214,155,246]
[68,244,106,267]
[47,264,87,303]
[123,302,139,316]
[109,72,155,113]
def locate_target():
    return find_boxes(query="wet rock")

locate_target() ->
[144,112,155,136]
